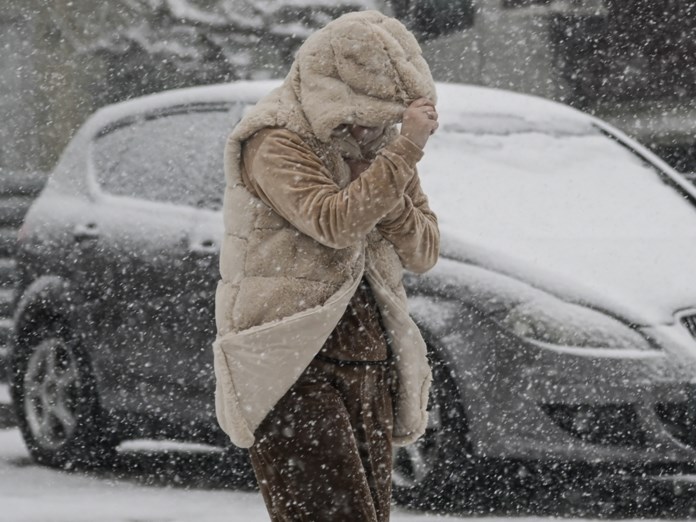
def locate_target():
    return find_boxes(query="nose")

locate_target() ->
[350,125,370,142]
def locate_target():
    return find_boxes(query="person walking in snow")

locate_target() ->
[211,10,440,521]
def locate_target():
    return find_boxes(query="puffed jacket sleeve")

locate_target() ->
[241,127,425,250]
[376,168,440,273]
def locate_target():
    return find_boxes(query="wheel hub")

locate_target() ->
[23,338,81,450]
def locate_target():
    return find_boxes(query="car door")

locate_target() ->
[158,105,243,426]
[91,103,243,422]
[90,110,202,415]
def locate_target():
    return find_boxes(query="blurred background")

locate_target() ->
[2,4,696,518]
[1,0,695,175]
[0,0,695,374]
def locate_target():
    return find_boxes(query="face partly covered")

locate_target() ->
[332,123,386,147]
[349,124,385,145]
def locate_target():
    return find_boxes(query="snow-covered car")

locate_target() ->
[10,80,696,508]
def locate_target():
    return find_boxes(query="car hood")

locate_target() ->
[438,232,695,327]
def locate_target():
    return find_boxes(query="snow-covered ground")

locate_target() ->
[0,382,466,522]
[0,426,498,522]
[0,382,693,521]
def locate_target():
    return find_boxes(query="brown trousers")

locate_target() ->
[248,356,395,521]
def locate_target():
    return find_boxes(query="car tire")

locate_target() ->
[10,319,118,469]
[391,350,477,511]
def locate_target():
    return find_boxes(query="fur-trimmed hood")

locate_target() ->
[292,9,437,141]
[231,10,437,150]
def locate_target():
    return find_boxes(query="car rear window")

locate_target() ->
[92,106,240,210]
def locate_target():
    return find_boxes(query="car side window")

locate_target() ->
[92,106,240,210]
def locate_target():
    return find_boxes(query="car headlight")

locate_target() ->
[499,296,653,350]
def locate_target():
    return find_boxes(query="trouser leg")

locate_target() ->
[248,362,388,521]
[339,363,394,522]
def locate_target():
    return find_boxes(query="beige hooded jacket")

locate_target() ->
[212,10,440,449]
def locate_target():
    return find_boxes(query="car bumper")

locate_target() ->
[449,320,696,465]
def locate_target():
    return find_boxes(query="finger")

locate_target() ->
[423,109,438,121]
[417,104,437,115]
[410,98,431,107]
[409,98,435,109]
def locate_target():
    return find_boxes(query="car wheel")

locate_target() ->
[10,320,118,469]
[391,352,475,510]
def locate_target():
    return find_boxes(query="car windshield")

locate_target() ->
[421,116,696,245]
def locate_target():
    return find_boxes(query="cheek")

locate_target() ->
[364,128,383,143]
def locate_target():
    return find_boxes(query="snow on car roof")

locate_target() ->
[87,80,281,132]
[89,80,593,134]
[434,82,592,129]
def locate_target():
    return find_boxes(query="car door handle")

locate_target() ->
[73,222,100,242]
[189,239,218,256]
